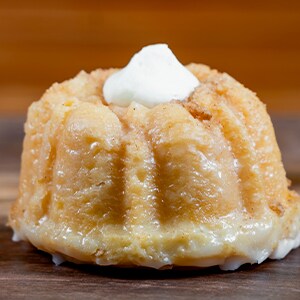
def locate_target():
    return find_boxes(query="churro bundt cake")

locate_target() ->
[9,44,300,270]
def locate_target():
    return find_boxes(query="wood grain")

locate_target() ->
[0,0,300,115]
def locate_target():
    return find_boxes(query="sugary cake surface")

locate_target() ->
[9,64,300,270]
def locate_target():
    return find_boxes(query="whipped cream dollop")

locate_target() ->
[103,44,200,107]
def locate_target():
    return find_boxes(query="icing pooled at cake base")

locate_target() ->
[103,44,200,107]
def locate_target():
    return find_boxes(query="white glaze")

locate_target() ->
[11,220,300,270]
[52,254,66,266]
[270,232,300,260]
[12,231,22,242]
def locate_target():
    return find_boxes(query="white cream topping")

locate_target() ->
[103,44,200,107]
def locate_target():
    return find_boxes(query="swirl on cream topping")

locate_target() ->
[103,44,200,107]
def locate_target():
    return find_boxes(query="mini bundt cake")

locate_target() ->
[9,45,300,270]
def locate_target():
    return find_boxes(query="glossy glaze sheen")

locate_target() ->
[9,64,300,269]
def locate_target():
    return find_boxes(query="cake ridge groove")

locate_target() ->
[195,69,288,214]
[122,105,159,229]
[186,93,266,216]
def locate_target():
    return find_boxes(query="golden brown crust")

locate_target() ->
[9,64,300,269]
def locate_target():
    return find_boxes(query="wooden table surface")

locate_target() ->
[0,116,299,299]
